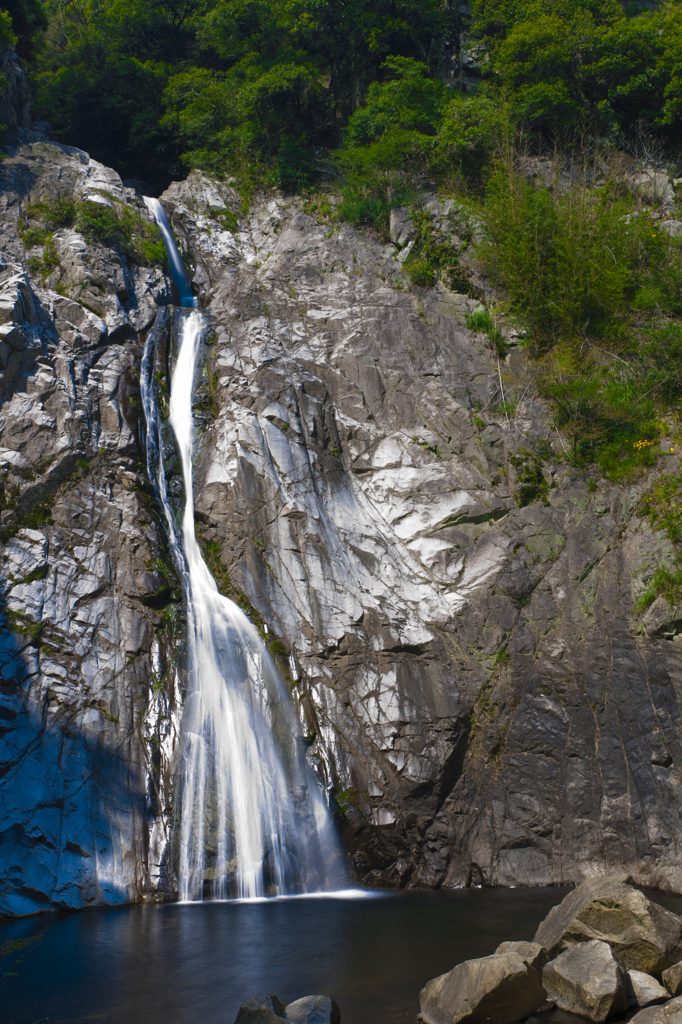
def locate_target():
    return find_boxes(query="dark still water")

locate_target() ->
[4,886,682,1024]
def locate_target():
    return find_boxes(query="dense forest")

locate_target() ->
[3,0,682,612]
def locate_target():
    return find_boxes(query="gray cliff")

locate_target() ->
[1,138,682,916]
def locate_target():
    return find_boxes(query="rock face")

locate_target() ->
[419,951,546,1024]
[0,134,176,916]
[542,940,627,1022]
[534,877,682,976]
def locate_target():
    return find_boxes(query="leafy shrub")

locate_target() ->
[22,197,76,251]
[510,450,550,506]
[75,201,129,248]
[465,308,507,356]
[466,310,495,333]
[336,184,392,237]
[635,567,682,614]
[405,258,436,288]
[639,474,682,546]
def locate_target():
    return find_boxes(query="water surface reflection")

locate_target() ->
[5,886,682,1024]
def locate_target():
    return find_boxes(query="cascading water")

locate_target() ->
[142,198,344,900]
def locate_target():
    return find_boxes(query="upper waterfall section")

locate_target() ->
[144,197,197,308]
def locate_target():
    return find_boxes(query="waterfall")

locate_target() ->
[142,198,344,901]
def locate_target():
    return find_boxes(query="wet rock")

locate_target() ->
[542,940,627,1022]
[631,995,682,1024]
[534,877,682,976]
[235,995,288,1024]
[284,994,341,1024]
[628,971,669,1007]
[420,951,547,1024]
[663,963,682,997]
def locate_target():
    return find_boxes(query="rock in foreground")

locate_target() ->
[664,963,682,997]
[235,995,288,1024]
[534,876,682,976]
[495,941,549,973]
[632,995,682,1024]
[628,971,669,1008]
[420,951,546,1024]
[284,995,340,1024]
[542,939,627,1022]
[233,995,340,1024]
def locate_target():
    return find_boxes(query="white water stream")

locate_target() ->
[142,200,343,900]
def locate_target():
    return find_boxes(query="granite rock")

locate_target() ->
[284,995,341,1024]
[628,971,669,1008]
[631,995,682,1024]
[664,964,682,998]
[420,951,546,1024]
[495,941,549,974]
[534,877,682,976]
[542,940,627,1022]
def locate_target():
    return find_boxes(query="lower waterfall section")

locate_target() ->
[141,305,344,901]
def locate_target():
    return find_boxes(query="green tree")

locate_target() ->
[1,0,47,60]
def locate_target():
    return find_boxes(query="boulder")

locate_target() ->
[420,951,547,1024]
[284,995,340,1024]
[663,963,682,997]
[628,971,669,1008]
[631,995,682,1024]
[495,941,549,974]
[533,876,682,976]
[542,939,627,1022]
[234,995,288,1024]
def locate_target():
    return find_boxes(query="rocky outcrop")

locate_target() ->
[159,168,682,891]
[533,876,682,976]
[0,135,176,916]
[419,949,546,1024]
[542,939,627,1022]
